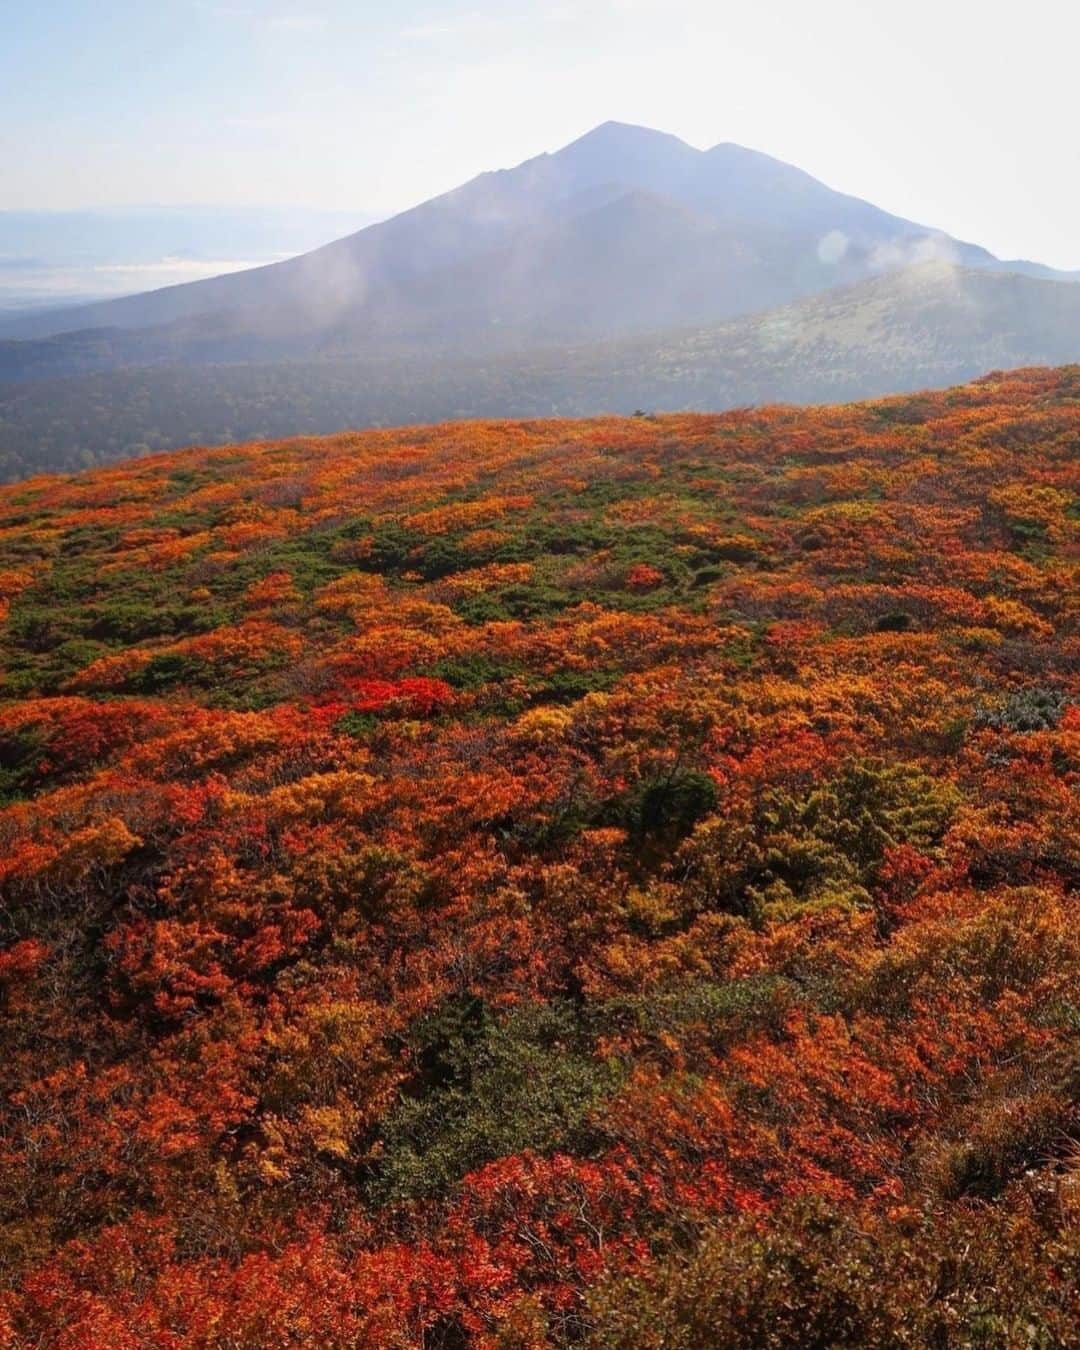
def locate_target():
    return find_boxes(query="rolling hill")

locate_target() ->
[585,260,1080,406]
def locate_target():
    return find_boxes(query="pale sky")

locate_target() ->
[3,0,1078,268]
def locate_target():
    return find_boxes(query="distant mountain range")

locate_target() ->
[0,121,1078,479]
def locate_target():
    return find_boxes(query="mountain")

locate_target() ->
[0,122,1063,359]
[3,263,1078,479]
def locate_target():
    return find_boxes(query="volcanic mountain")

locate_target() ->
[3,121,1071,359]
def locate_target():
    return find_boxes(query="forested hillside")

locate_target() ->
[0,368,1077,1346]
[3,264,1079,483]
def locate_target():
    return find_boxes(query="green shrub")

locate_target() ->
[680,758,961,920]
[620,768,719,846]
[974,687,1068,733]
[371,1000,622,1204]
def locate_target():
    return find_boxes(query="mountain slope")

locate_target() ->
[583,260,1080,406]
[2,263,1078,479]
[0,188,864,373]
[1,122,1065,359]
[0,370,1077,1344]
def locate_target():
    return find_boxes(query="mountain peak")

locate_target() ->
[555,120,699,163]
[565,119,694,145]
[538,121,702,201]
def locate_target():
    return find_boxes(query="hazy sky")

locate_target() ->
[3,0,1078,268]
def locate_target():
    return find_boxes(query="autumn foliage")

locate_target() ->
[0,367,1077,1346]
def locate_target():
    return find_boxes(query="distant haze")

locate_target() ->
[2,1,1078,270]
[0,207,376,315]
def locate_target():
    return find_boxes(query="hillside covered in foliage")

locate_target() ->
[3,263,1079,484]
[0,367,1077,1346]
